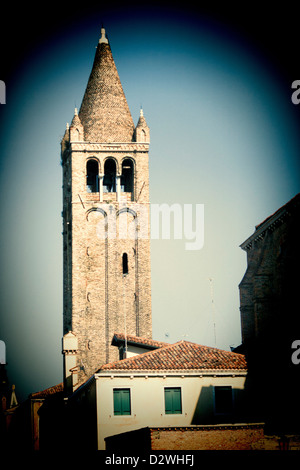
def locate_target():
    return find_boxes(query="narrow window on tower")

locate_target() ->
[104,158,116,193]
[121,159,134,194]
[122,253,128,275]
[86,159,99,193]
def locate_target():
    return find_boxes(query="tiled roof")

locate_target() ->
[112,333,169,350]
[29,383,64,399]
[99,340,247,372]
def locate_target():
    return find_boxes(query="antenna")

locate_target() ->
[208,278,217,347]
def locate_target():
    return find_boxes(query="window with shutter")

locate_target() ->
[113,388,131,415]
[164,387,182,414]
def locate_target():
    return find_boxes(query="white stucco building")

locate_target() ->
[68,334,250,450]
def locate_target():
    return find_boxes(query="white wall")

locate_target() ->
[125,345,153,358]
[96,373,246,450]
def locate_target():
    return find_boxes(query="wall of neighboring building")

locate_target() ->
[67,377,98,450]
[151,425,264,450]
[95,373,247,450]
[239,195,300,347]
[105,424,265,450]
[125,345,154,358]
[239,220,289,344]
[238,195,300,433]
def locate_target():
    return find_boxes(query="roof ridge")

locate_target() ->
[170,339,245,356]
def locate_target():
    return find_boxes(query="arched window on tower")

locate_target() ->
[86,159,99,193]
[122,253,128,275]
[104,159,116,193]
[121,159,134,194]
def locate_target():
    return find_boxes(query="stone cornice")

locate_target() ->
[240,195,300,252]
[240,209,288,251]
[94,370,247,378]
[70,142,149,153]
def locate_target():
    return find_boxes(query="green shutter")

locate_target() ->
[113,389,131,416]
[172,388,182,414]
[121,389,131,415]
[165,388,173,414]
[113,389,122,415]
[165,388,182,414]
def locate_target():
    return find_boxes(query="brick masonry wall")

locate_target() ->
[239,204,300,345]
[62,142,152,383]
[150,425,265,450]
[61,29,152,385]
[238,196,300,432]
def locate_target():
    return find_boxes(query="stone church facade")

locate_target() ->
[238,193,300,433]
[61,28,152,388]
[239,193,300,349]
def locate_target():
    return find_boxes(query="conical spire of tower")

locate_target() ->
[79,27,135,143]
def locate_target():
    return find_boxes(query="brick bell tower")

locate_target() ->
[61,28,152,390]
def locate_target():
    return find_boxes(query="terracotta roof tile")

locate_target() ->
[99,341,247,372]
[29,383,64,399]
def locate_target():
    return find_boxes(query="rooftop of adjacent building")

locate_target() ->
[112,332,169,350]
[29,382,64,400]
[99,336,247,372]
[26,335,247,402]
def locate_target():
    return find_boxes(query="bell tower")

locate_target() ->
[61,28,152,389]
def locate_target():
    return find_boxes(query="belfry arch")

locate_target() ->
[103,158,117,193]
[121,158,134,196]
[86,159,99,193]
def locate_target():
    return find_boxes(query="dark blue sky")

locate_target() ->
[0,4,300,402]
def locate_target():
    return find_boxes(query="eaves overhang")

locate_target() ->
[240,193,300,252]
[240,206,288,251]
[94,369,247,379]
